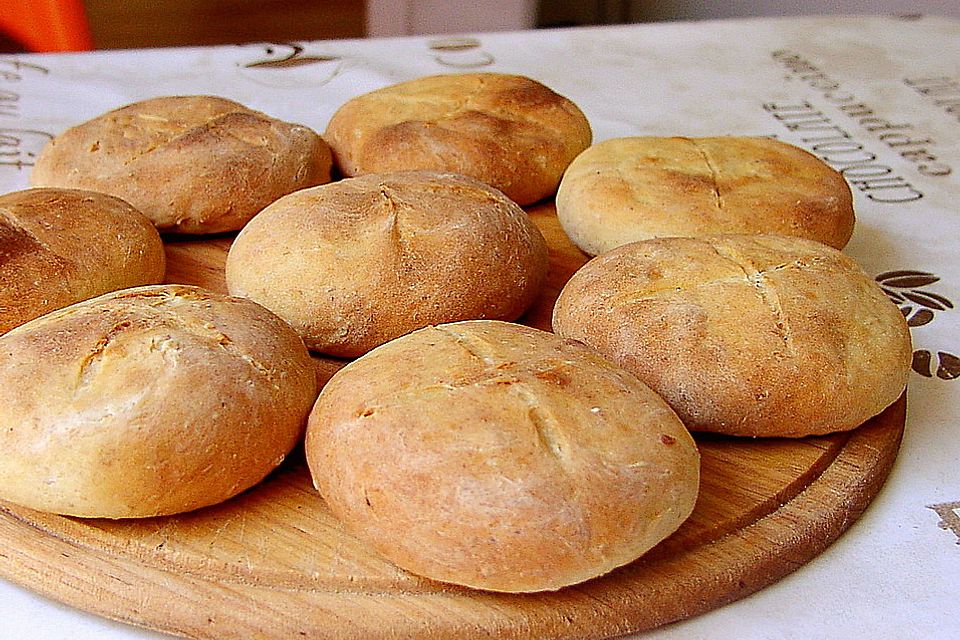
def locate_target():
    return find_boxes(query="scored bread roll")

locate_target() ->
[306,320,699,593]
[324,73,592,205]
[552,234,911,437]
[225,171,549,357]
[0,284,317,518]
[30,95,333,234]
[556,136,855,256]
[0,187,165,334]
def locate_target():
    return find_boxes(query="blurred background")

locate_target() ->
[2,0,960,52]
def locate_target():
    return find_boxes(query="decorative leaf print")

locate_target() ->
[882,269,957,381]
[902,290,953,311]
[877,268,954,334]
[882,287,906,303]
[876,270,940,288]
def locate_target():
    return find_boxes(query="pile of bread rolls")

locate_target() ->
[0,72,910,594]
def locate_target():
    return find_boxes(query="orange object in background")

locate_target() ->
[0,0,93,52]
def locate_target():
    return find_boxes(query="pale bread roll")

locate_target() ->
[324,73,592,205]
[225,171,549,358]
[306,320,699,593]
[556,136,855,256]
[552,234,911,437]
[0,187,165,334]
[30,95,333,234]
[0,284,317,518]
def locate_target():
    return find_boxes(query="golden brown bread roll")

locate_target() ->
[0,187,165,334]
[324,73,592,205]
[225,171,550,358]
[30,95,333,234]
[306,320,699,593]
[556,136,855,255]
[552,234,911,437]
[0,284,317,518]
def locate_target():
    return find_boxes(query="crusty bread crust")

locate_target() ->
[556,137,855,255]
[324,73,592,205]
[226,171,550,357]
[0,284,318,518]
[306,320,699,592]
[553,234,911,437]
[30,95,332,234]
[0,187,165,334]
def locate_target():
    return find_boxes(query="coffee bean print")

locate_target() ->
[937,352,960,380]
[927,501,960,544]
[911,349,960,379]
[900,306,935,327]
[913,350,933,376]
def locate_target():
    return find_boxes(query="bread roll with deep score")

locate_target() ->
[31,95,332,234]
[0,285,317,518]
[306,320,699,593]
[324,73,592,205]
[225,171,549,357]
[553,234,911,437]
[556,136,855,255]
[0,187,164,333]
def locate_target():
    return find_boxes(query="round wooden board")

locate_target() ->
[0,203,905,640]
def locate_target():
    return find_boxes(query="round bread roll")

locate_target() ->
[553,234,911,437]
[30,95,333,234]
[225,171,550,358]
[0,187,165,334]
[0,284,317,518]
[556,136,855,256]
[324,73,592,205]
[306,320,699,593]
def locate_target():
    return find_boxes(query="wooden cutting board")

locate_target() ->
[0,202,905,639]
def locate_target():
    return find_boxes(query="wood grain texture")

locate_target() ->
[0,202,905,639]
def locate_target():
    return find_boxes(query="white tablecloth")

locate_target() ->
[1,13,958,639]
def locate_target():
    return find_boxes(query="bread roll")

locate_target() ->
[306,320,699,592]
[30,95,333,234]
[324,73,592,205]
[225,171,549,357]
[553,234,910,437]
[0,187,165,334]
[0,284,317,518]
[556,136,855,255]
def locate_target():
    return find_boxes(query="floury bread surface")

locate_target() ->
[0,187,165,333]
[324,73,592,205]
[225,171,549,357]
[552,234,911,437]
[556,136,855,255]
[0,285,317,518]
[30,95,333,234]
[306,320,699,593]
